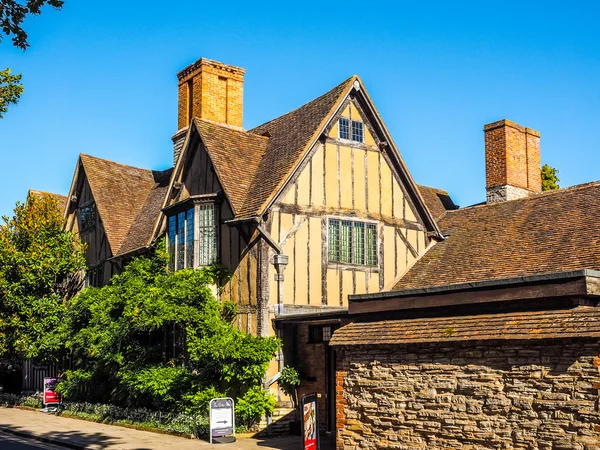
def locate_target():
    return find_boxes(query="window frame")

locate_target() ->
[327,216,379,268]
[166,199,220,272]
[338,117,364,143]
[79,201,97,234]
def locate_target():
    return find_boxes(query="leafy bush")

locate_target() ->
[279,366,300,409]
[58,241,280,410]
[235,386,276,429]
[182,386,227,416]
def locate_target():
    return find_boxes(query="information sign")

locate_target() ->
[301,393,319,450]
[209,397,235,444]
[43,377,61,406]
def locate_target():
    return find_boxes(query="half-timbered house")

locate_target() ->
[57,57,458,429]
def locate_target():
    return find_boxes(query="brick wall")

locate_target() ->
[295,322,329,431]
[336,339,600,450]
[176,58,245,130]
[484,120,541,203]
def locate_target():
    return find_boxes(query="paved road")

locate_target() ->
[0,407,315,449]
[0,430,66,449]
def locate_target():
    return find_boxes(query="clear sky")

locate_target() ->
[1,1,599,218]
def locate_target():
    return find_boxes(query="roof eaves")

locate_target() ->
[350,268,600,303]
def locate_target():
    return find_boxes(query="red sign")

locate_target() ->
[302,396,318,450]
[43,378,61,405]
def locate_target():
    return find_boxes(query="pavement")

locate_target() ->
[0,407,312,449]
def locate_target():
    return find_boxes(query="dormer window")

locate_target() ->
[338,118,364,143]
[166,200,218,271]
[80,202,96,233]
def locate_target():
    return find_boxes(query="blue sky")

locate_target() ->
[1,1,599,218]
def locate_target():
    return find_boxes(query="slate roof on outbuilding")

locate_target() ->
[330,306,600,346]
[394,181,600,291]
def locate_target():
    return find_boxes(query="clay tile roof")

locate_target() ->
[193,118,268,215]
[235,76,355,219]
[394,182,600,291]
[79,154,169,256]
[28,190,68,212]
[330,306,600,346]
[117,168,173,257]
[417,185,457,221]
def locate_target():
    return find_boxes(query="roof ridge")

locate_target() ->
[194,117,269,141]
[79,153,153,173]
[448,180,600,214]
[248,75,356,134]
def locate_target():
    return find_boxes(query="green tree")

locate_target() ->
[0,0,64,117]
[59,243,280,412]
[541,164,560,191]
[1,0,64,50]
[0,68,23,118]
[0,193,86,363]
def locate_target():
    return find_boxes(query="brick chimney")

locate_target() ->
[484,119,541,203]
[172,58,245,164]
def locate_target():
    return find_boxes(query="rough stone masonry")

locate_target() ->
[335,339,600,450]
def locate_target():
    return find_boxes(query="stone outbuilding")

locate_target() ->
[331,171,600,448]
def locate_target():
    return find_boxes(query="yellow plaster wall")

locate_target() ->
[325,143,339,207]
[311,145,325,207]
[258,99,432,311]
[367,151,380,213]
[294,221,309,305]
[339,146,353,209]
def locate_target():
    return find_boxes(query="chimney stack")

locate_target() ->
[484,119,541,203]
[172,58,245,164]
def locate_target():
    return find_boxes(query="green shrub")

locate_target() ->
[183,386,227,416]
[279,365,300,411]
[235,386,276,429]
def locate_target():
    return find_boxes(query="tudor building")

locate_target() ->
[59,58,457,431]
[51,56,600,447]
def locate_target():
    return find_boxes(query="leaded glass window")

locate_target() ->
[328,219,340,261]
[340,220,353,264]
[351,121,363,142]
[339,118,350,140]
[80,202,96,233]
[176,211,185,270]
[167,206,203,271]
[366,223,378,266]
[168,215,176,272]
[186,209,194,268]
[197,203,218,266]
[328,218,377,266]
[339,118,364,143]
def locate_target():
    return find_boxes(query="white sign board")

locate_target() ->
[209,397,235,444]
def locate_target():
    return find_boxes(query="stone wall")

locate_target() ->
[336,338,600,450]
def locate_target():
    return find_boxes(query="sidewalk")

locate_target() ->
[0,406,307,449]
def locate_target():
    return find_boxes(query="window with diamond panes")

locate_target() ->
[339,118,350,140]
[328,219,377,266]
[197,203,218,266]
